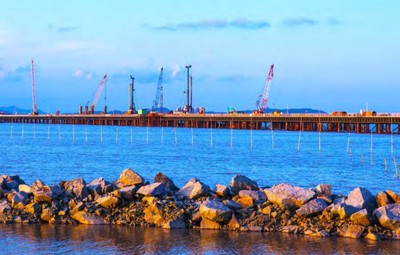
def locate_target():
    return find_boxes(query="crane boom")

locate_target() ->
[31,60,38,115]
[256,64,274,113]
[152,67,164,112]
[90,74,107,113]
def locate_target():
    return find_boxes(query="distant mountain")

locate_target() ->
[0,106,46,115]
[207,107,326,114]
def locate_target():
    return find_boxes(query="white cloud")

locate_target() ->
[54,42,90,52]
[73,70,83,77]
[73,69,93,80]
[171,64,181,78]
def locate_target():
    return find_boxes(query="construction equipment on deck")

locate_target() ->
[127,75,137,114]
[31,60,38,115]
[84,74,107,114]
[254,64,274,114]
[152,67,164,113]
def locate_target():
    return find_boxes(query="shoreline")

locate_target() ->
[1,169,400,241]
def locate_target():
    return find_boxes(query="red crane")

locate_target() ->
[31,60,38,115]
[86,74,107,114]
[255,64,274,114]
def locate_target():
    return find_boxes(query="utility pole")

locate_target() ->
[185,65,192,113]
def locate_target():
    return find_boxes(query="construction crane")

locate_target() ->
[31,60,38,115]
[152,67,164,113]
[85,74,107,114]
[255,64,274,114]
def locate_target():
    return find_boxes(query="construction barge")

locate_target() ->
[1,114,400,134]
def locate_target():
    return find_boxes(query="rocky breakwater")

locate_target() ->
[1,170,400,241]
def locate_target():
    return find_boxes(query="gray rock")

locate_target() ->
[238,190,266,203]
[316,184,332,195]
[200,200,232,223]
[340,225,365,239]
[72,211,106,224]
[119,185,139,200]
[120,168,144,187]
[386,190,400,204]
[31,180,55,203]
[223,200,242,210]
[177,179,211,200]
[376,191,391,207]
[230,174,258,195]
[18,184,32,194]
[154,172,178,191]
[338,204,361,219]
[11,192,29,208]
[350,209,371,226]
[214,184,230,198]
[62,178,89,200]
[5,180,19,191]
[345,187,376,213]
[87,177,107,196]
[0,177,6,189]
[96,195,119,209]
[264,183,316,207]
[162,218,186,229]
[296,198,327,217]
[374,204,400,230]
[137,183,166,197]
[0,200,11,213]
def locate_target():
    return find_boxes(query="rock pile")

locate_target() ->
[1,170,400,241]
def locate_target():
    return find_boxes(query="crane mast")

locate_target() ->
[88,74,107,114]
[255,64,274,114]
[31,60,38,115]
[152,67,164,112]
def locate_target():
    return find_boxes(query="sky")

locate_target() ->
[0,0,399,113]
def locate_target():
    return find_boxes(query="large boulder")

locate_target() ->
[137,183,166,197]
[296,198,327,217]
[316,184,332,195]
[374,204,400,230]
[0,200,11,213]
[350,209,370,226]
[200,200,232,223]
[386,190,400,204]
[162,218,186,229]
[229,175,258,195]
[72,211,106,224]
[1,175,25,190]
[238,190,266,203]
[31,180,57,203]
[119,185,139,200]
[18,184,32,194]
[264,183,315,207]
[340,225,365,239]
[376,191,391,207]
[177,179,211,200]
[338,205,361,219]
[96,196,119,209]
[153,172,178,191]
[214,184,230,198]
[61,178,89,200]
[24,202,42,216]
[120,168,144,187]
[144,203,164,226]
[87,178,108,196]
[200,218,221,230]
[11,192,29,208]
[345,187,376,213]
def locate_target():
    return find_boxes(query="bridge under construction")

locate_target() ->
[1,114,399,134]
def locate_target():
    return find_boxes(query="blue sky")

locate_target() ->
[0,1,399,113]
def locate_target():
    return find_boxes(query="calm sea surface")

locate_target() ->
[1,123,400,254]
[0,123,399,194]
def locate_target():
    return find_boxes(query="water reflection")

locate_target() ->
[0,224,398,255]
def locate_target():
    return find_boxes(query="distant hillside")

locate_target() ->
[207,108,326,114]
[0,106,46,114]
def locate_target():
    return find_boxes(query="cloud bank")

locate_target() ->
[144,19,271,31]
